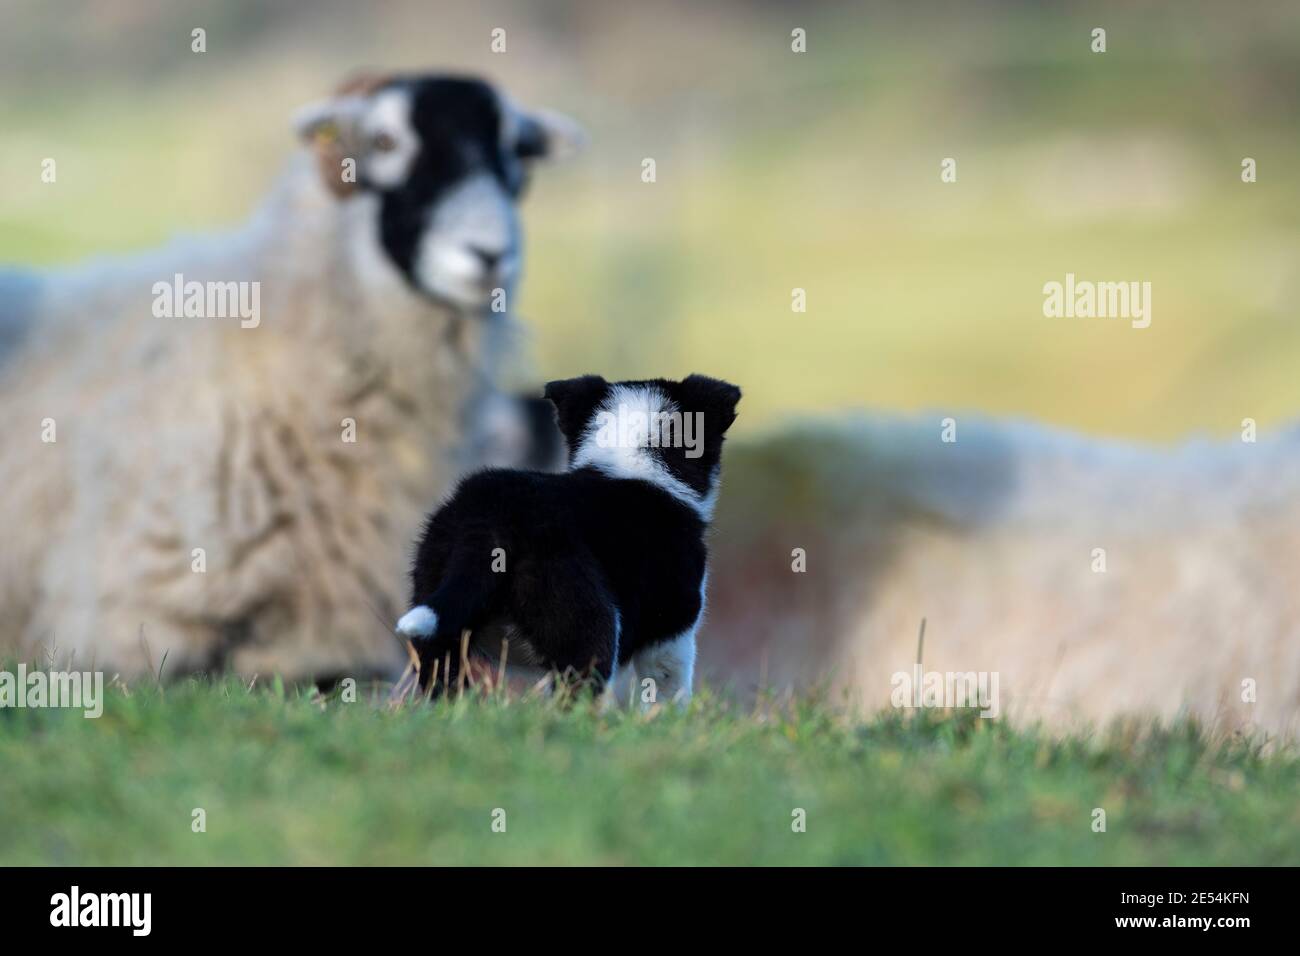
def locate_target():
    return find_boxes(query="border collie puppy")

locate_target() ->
[396,374,742,701]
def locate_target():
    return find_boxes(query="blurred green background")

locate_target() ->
[2,0,1298,439]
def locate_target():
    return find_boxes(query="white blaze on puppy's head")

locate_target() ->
[542,375,742,519]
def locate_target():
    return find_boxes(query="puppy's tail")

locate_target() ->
[404,553,504,693]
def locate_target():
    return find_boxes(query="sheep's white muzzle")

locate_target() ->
[415,174,521,310]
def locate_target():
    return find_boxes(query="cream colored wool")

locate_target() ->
[707,416,1300,736]
[0,155,516,680]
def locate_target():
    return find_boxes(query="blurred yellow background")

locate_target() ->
[2,0,1297,440]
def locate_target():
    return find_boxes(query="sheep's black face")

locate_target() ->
[296,73,583,311]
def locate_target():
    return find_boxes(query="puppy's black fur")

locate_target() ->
[403,374,741,695]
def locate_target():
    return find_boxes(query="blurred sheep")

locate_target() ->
[706,415,1300,736]
[0,72,582,681]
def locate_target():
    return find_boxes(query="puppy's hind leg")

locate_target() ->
[517,558,621,697]
[543,607,619,698]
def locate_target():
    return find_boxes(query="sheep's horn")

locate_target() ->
[333,70,396,98]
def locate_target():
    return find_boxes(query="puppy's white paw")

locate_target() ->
[396,605,438,639]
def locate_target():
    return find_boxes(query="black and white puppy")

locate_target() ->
[396,374,742,701]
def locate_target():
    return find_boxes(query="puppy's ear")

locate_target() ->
[680,374,742,435]
[543,375,608,443]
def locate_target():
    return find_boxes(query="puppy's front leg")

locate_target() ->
[629,628,697,707]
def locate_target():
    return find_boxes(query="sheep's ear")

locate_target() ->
[292,72,393,142]
[512,108,587,161]
[542,375,608,442]
[680,374,742,435]
[293,97,366,199]
[293,99,337,142]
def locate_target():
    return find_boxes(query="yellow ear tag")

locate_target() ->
[314,123,339,144]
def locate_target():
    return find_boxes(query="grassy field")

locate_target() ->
[2,678,1297,866]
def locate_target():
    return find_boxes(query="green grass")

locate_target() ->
[2,678,1297,865]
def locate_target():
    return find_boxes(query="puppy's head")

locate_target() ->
[542,374,742,515]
